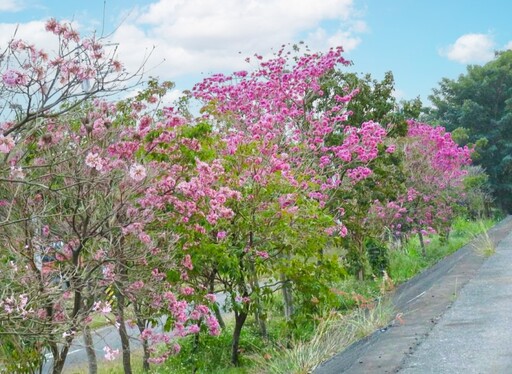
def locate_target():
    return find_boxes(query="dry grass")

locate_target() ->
[471,222,496,257]
[256,299,394,374]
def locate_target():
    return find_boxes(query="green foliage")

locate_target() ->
[388,217,495,283]
[365,238,389,275]
[315,70,420,137]
[0,334,44,374]
[426,50,512,211]
[462,166,494,218]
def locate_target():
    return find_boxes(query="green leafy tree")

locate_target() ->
[426,50,512,211]
[313,70,417,278]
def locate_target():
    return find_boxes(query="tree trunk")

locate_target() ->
[280,273,294,321]
[116,291,132,374]
[212,302,225,330]
[135,317,150,372]
[52,357,65,374]
[357,238,366,281]
[231,311,248,366]
[418,232,426,257]
[207,272,225,329]
[51,344,71,374]
[254,302,268,339]
[247,257,267,339]
[84,325,97,374]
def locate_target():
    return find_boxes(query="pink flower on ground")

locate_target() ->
[103,346,120,361]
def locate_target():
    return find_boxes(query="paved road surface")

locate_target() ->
[316,216,512,373]
[400,222,512,373]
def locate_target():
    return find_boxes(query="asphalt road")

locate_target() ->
[315,216,512,374]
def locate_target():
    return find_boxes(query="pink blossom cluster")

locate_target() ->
[2,69,27,87]
[369,120,472,237]
[192,46,389,239]
[0,135,15,153]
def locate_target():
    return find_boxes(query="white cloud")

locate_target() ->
[107,0,365,83]
[440,33,495,64]
[505,41,512,51]
[0,20,82,56]
[0,0,366,92]
[0,0,24,12]
[0,21,54,50]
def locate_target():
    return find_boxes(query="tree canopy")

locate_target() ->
[426,50,512,211]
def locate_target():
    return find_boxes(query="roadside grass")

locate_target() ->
[389,217,495,283]
[67,350,146,374]
[256,299,393,374]
[154,322,259,374]
[469,221,496,257]
[260,217,495,373]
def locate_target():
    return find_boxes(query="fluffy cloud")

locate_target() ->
[0,0,24,12]
[506,41,512,51]
[0,0,365,91]
[440,33,495,64]
[109,0,365,81]
[0,20,81,58]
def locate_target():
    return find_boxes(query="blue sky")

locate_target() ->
[1,0,511,105]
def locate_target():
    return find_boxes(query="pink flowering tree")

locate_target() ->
[369,120,472,255]
[0,66,229,374]
[0,18,227,372]
[0,18,137,144]
[190,45,392,363]
[0,18,140,373]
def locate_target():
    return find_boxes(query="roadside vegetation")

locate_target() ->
[0,18,506,374]
[68,217,496,374]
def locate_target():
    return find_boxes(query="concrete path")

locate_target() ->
[400,223,512,373]
[316,216,512,374]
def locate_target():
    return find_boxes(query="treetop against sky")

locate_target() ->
[1,0,511,105]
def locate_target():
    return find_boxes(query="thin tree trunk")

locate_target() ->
[254,301,268,339]
[212,302,225,330]
[207,272,225,329]
[231,311,248,366]
[280,273,294,321]
[357,237,366,281]
[116,291,132,374]
[418,232,426,257]
[134,303,150,372]
[84,325,97,374]
[247,254,267,339]
[51,344,71,374]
